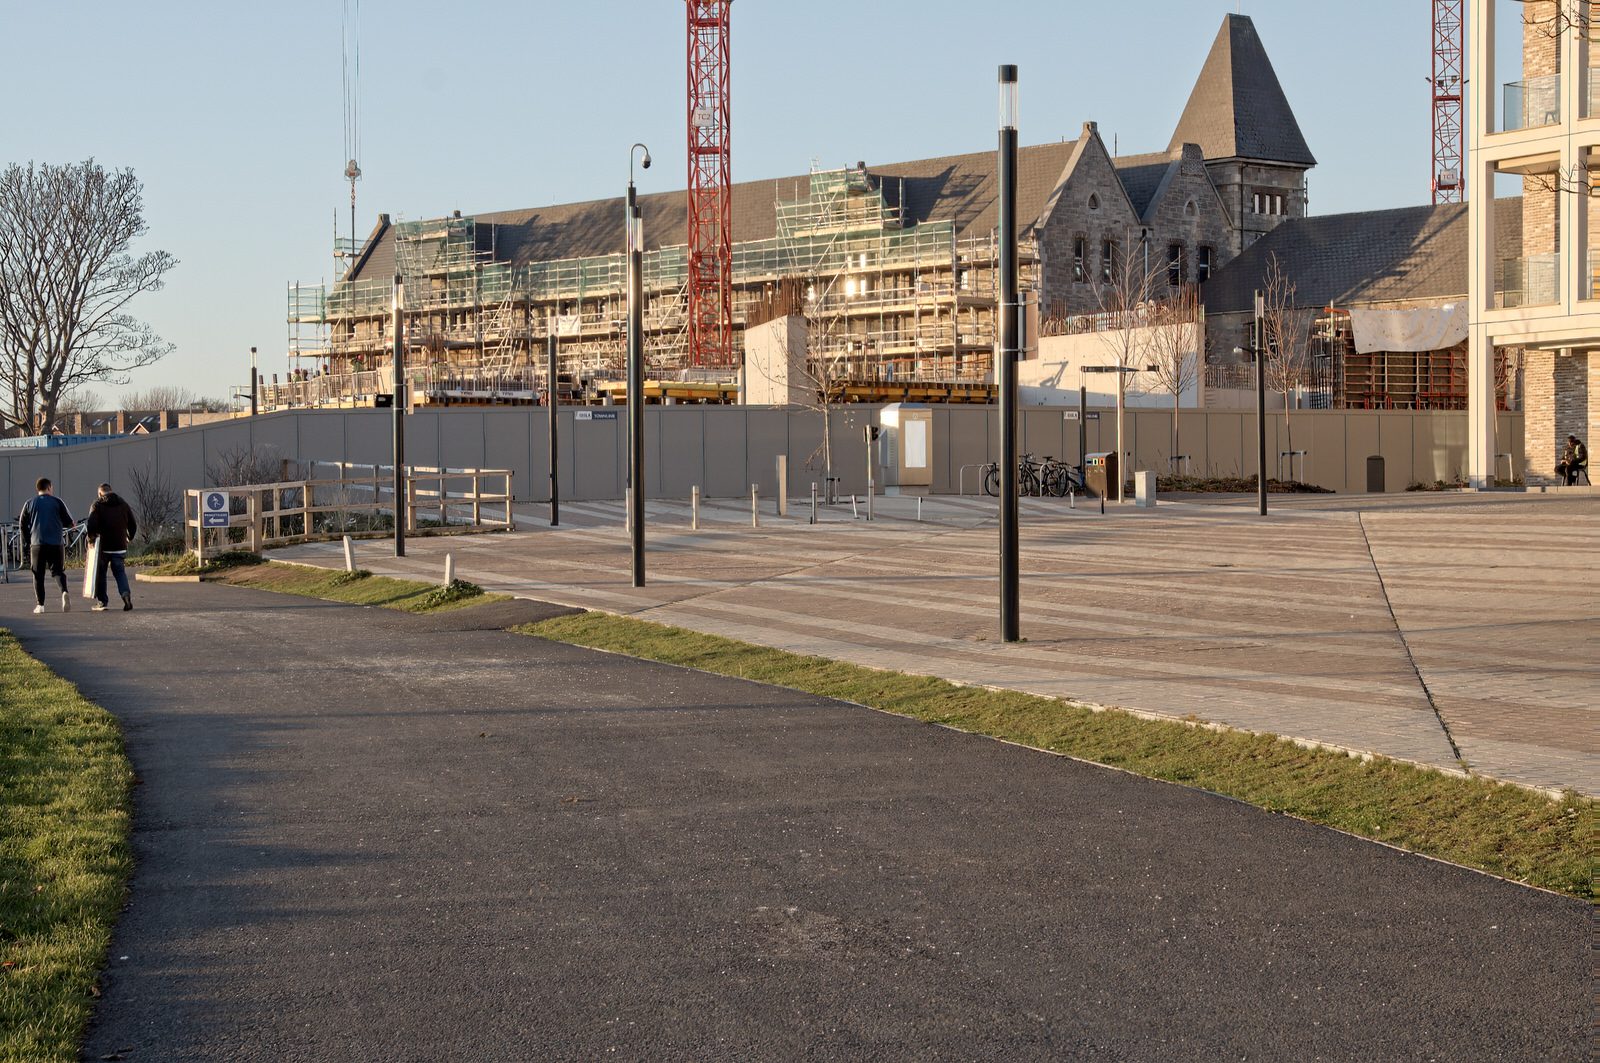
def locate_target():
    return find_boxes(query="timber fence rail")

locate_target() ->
[184,462,513,559]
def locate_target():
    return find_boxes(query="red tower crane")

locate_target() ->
[685,0,734,368]
[1431,0,1465,203]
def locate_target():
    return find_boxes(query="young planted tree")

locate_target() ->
[1261,253,1315,476]
[0,161,177,434]
[1149,284,1201,469]
[1091,240,1165,500]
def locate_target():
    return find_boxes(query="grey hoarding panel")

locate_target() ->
[343,412,392,465]
[295,413,346,464]
[440,412,488,472]
[57,447,111,511]
[156,433,206,494]
[746,408,788,496]
[570,415,621,501]
[1022,408,1067,466]
[658,408,704,498]
[784,409,826,491]
[249,413,299,458]
[1306,413,1349,492]
[1344,414,1381,491]
[701,407,747,498]
[1375,415,1413,490]
[481,409,533,497]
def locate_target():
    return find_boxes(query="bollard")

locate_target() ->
[625,492,632,534]
[866,477,874,521]
[751,485,760,527]
[691,485,700,531]
[810,482,818,525]
[1068,488,1076,510]
[342,534,356,573]
[1099,493,1105,515]
[851,494,859,519]
[917,496,922,522]
[776,455,788,518]
[444,552,454,585]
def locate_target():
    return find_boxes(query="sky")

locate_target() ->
[1,0,1446,404]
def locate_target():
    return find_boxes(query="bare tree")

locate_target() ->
[1261,253,1315,474]
[122,385,196,410]
[1091,239,1165,500]
[0,160,176,434]
[1148,284,1201,469]
[206,444,294,488]
[128,462,180,545]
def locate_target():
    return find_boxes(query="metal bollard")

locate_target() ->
[691,485,700,531]
[751,485,760,527]
[810,482,818,525]
[917,496,922,522]
[866,478,874,521]
[625,492,632,534]
[1068,488,1075,510]
[342,534,356,572]
[851,494,859,519]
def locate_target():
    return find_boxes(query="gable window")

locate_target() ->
[1072,234,1087,283]
[1252,190,1286,216]
[1166,243,1186,287]
[1101,238,1118,283]
[1088,193,1101,212]
[1184,199,1197,217]
[1197,245,1214,284]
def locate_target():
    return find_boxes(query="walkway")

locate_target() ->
[0,581,1588,1059]
[283,492,1600,795]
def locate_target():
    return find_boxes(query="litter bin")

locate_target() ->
[1085,451,1119,499]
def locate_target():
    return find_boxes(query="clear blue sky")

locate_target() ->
[2,0,1435,403]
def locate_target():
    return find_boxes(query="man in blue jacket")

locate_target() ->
[18,477,75,614]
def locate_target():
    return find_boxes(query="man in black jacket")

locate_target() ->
[86,483,138,612]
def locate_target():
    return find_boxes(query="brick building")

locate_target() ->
[276,14,1315,410]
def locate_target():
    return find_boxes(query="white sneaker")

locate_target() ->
[32,604,45,614]
[61,592,70,613]
[91,602,107,612]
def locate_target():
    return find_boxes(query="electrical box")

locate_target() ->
[877,404,933,490]
[1084,451,1119,499]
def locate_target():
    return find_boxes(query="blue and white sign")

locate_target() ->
[575,410,619,422]
[201,490,230,529]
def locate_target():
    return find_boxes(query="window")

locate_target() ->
[1197,245,1214,284]
[1101,239,1117,283]
[1167,243,1186,287]
[1184,199,1197,217]
[1252,191,1286,216]
[1088,193,1101,212]
[1072,234,1087,283]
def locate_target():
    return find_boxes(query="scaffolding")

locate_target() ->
[1313,310,1516,410]
[281,164,1033,409]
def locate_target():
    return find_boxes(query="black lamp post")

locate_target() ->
[627,143,651,588]
[1232,288,1268,517]
[547,310,559,528]
[392,272,407,556]
[998,64,1020,643]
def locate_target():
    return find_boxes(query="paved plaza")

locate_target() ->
[282,491,1599,795]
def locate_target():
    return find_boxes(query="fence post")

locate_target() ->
[810,482,818,525]
[776,454,787,517]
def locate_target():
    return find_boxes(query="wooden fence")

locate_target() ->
[184,462,513,559]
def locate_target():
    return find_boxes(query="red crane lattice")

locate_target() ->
[686,0,734,368]
[1431,0,1465,204]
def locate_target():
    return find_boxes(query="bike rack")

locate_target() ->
[958,464,991,497]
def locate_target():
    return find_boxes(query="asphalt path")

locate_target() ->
[0,581,1587,1061]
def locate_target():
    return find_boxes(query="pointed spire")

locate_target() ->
[1168,14,1315,167]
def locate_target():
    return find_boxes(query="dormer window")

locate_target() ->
[1088,193,1101,212]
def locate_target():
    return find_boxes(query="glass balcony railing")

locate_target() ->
[1587,250,1600,300]
[1497,254,1559,308]
[1590,68,1600,119]
[1503,75,1561,131]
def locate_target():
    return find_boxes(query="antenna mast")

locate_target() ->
[341,0,363,273]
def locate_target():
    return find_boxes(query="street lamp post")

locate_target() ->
[1232,288,1268,517]
[627,143,651,588]
[249,347,258,417]
[997,64,1020,644]
[392,272,407,557]
[547,310,559,528]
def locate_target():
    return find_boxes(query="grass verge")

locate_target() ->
[520,611,1595,900]
[0,631,133,1063]
[214,562,505,614]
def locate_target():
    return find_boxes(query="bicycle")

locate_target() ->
[1038,456,1084,497]
[982,454,1047,497]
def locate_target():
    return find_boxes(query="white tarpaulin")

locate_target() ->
[1347,304,1468,354]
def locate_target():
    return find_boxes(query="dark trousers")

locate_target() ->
[31,544,67,605]
[95,551,130,605]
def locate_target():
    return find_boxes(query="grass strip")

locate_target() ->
[214,562,506,614]
[520,611,1595,900]
[0,631,133,1063]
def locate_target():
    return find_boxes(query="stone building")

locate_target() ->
[276,14,1315,410]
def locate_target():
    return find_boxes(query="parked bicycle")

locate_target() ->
[983,455,1083,498]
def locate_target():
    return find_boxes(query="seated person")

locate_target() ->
[1555,435,1588,485]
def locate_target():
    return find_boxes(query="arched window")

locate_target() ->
[1184,200,1197,217]
[1088,193,1101,211]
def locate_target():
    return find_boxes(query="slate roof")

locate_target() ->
[1168,14,1315,167]
[348,141,1082,286]
[1112,152,1175,217]
[1201,200,1524,313]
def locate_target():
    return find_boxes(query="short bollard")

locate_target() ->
[625,492,632,534]
[917,496,923,522]
[810,482,818,525]
[691,485,700,531]
[751,485,760,527]
[342,534,356,573]
[851,494,859,519]
[444,552,454,585]
[866,479,874,521]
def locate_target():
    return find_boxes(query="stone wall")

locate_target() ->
[1523,348,1597,484]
